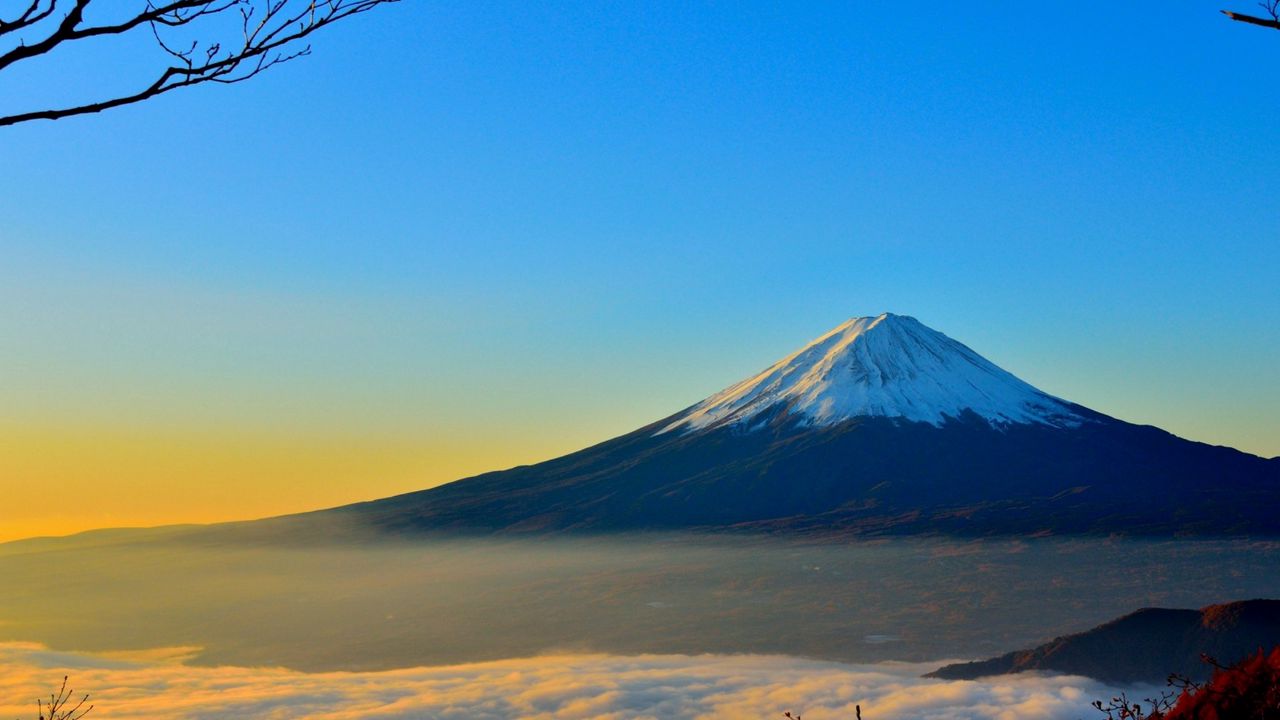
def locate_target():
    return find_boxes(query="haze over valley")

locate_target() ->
[5,3,1278,717]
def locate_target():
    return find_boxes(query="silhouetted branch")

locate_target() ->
[1222,1,1280,30]
[35,676,92,720]
[0,0,397,126]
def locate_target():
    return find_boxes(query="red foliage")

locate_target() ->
[1154,647,1280,720]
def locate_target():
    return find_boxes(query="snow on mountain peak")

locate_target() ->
[660,313,1084,434]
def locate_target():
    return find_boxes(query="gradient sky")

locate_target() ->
[1,2,1277,542]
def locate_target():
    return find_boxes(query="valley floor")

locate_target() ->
[2,533,1277,718]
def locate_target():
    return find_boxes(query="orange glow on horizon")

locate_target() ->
[0,423,568,544]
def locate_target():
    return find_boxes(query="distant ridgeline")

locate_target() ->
[286,314,1280,538]
[929,599,1280,684]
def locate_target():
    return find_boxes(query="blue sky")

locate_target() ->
[1,1,1277,534]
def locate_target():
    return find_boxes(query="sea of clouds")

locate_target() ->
[0,642,1145,720]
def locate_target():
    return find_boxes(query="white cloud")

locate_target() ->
[0,642,1144,720]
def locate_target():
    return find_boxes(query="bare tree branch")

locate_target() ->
[36,676,93,720]
[0,0,398,127]
[1222,1,1280,30]
[0,0,61,38]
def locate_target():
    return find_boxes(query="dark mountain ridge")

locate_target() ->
[330,408,1279,538]
[299,314,1280,538]
[928,599,1280,683]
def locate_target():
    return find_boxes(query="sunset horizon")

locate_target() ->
[3,2,1278,718]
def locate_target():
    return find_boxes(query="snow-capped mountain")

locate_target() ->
[662,313,1081,433]
[314,314,1280,538]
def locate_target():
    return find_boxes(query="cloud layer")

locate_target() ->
[0,642,1140,720]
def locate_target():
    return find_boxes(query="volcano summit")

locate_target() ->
[324,314,1279,537]
[662,313,1082,433]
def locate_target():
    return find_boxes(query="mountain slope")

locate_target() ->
[325,314,1280,537]
[927,599,1280,683]
[663,314,1082,432]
